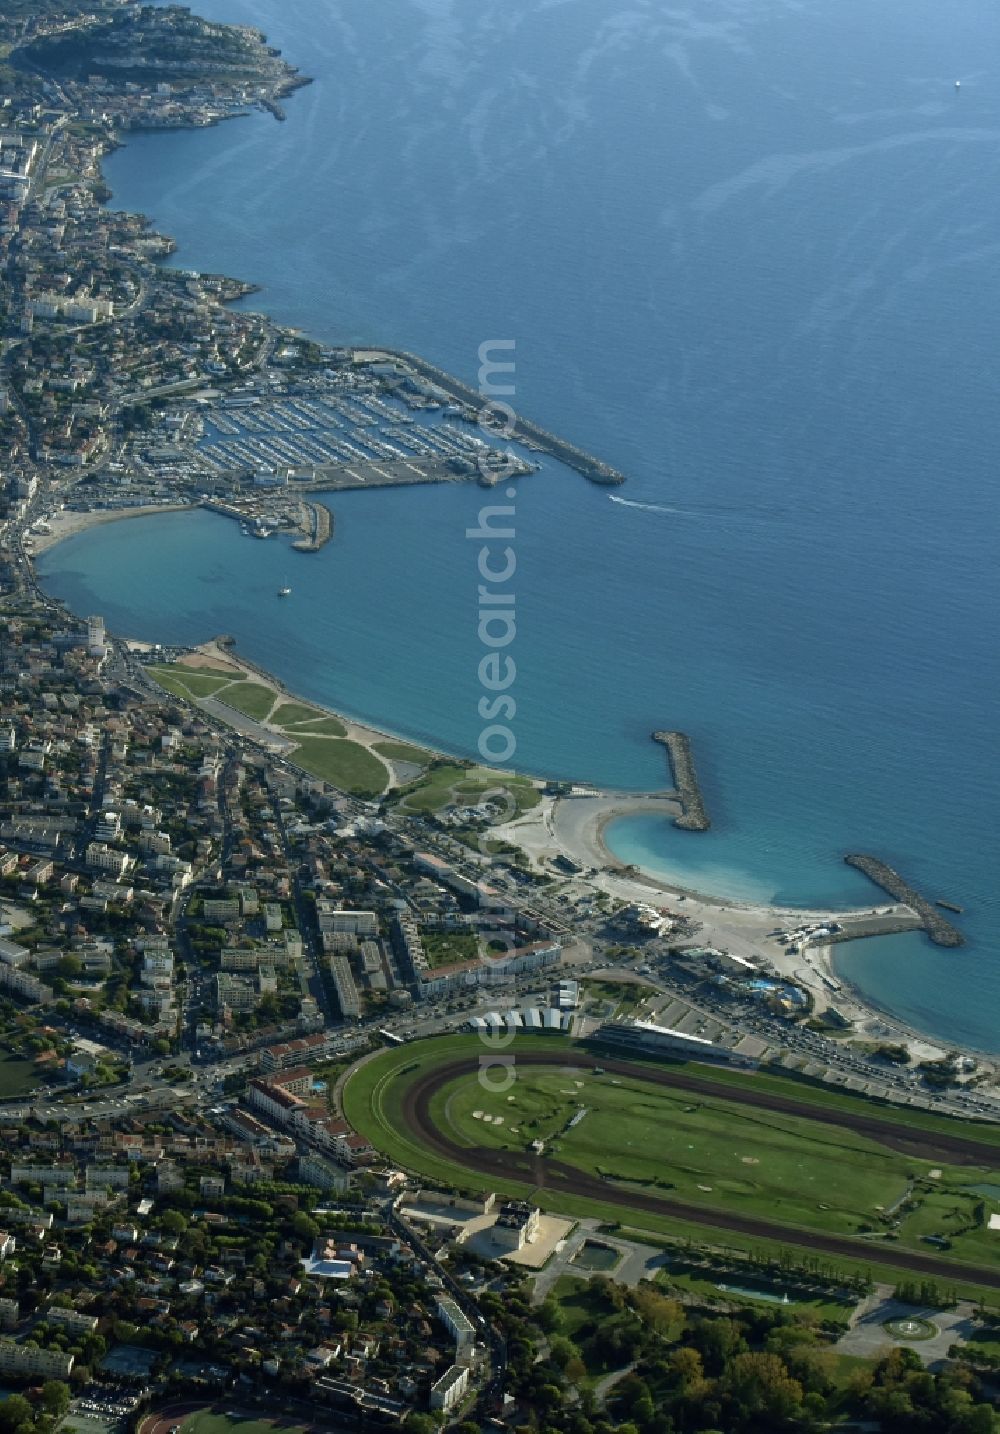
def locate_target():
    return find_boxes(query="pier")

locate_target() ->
[844,855,965,948]
[823,914,923,944]
[652,730,711,831]
[363,349,626,486]
[292,500,332,552]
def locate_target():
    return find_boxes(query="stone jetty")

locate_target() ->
[844,854,964,947]
[652,730,711,831]
[292,500,332,552]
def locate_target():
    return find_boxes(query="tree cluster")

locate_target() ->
[476,1271,997,1434]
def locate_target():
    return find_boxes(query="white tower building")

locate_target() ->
[87,615,107,659]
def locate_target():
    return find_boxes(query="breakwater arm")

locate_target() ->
[844,854,964,947]
[652,730,711,831]
[292,500,332,552]
[356,348,626,486]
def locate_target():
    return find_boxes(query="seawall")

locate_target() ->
[651,730,711,831]
[363,348,626,486]
[844,854,965,948]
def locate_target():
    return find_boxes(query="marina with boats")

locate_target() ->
[158,379,539,489]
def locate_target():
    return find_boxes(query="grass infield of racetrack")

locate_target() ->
[343,1035,1000,1300]
[140,1409,315,1434]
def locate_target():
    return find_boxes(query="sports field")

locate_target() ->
[344,1035,1000,1293]
[142,1408,313,1434]
[0,1049,41,1098]
[185,1416,302,1434]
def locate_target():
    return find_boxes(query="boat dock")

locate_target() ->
[171,384,537,491]
[844,855,965,947]
[651,730,711,831]
[366,348,626,486]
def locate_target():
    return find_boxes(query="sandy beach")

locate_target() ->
[490,791,958,1062]
[26,502,190,556]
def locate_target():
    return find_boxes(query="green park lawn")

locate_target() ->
[270,700,322,726]
[270,701,346,733]
[148,665,239,699]
[582,979,657,1019]
[373,740,432,766]
[284,717,349,736]
[214,680,276,721]
[149,670,206,700]
[422,930,480,969]
[397,761,540,817]
[289,736,388,796]
[178,665,239,680]
[550,1274,609,1340]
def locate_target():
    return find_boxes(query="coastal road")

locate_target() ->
[398,1049,1000,1291]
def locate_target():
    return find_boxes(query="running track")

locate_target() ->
[398,1050,1000,1290]
[138,1403,205,1434]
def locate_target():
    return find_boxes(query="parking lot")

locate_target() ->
[65,1390,141,1434]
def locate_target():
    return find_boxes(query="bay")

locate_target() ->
[40,0,1000,1049]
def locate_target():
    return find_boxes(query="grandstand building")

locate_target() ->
[594,1019,759,1069]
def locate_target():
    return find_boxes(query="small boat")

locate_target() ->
[955,79,961,89]
[278,584,291,597]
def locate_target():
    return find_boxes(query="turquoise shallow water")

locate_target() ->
[39,0,1000,1049]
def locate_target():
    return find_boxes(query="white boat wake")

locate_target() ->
[608,494,697,516]
[609,493,788,520]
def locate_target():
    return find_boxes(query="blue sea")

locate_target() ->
[38,0,1000,1049]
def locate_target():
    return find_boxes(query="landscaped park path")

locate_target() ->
[399,1050,1000,1291]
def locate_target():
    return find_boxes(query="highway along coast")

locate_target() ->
[344,1036,1000,1295]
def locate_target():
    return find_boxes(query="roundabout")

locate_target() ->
[343,1034,1000,1292]
[883,1316,938,1341]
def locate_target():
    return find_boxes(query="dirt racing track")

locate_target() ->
[399,1049,1000,1290]
[138,1404,206,1434]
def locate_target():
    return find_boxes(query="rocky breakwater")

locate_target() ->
[844,855,965,948]
[292,501,333,552]
[652,730,711,831]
